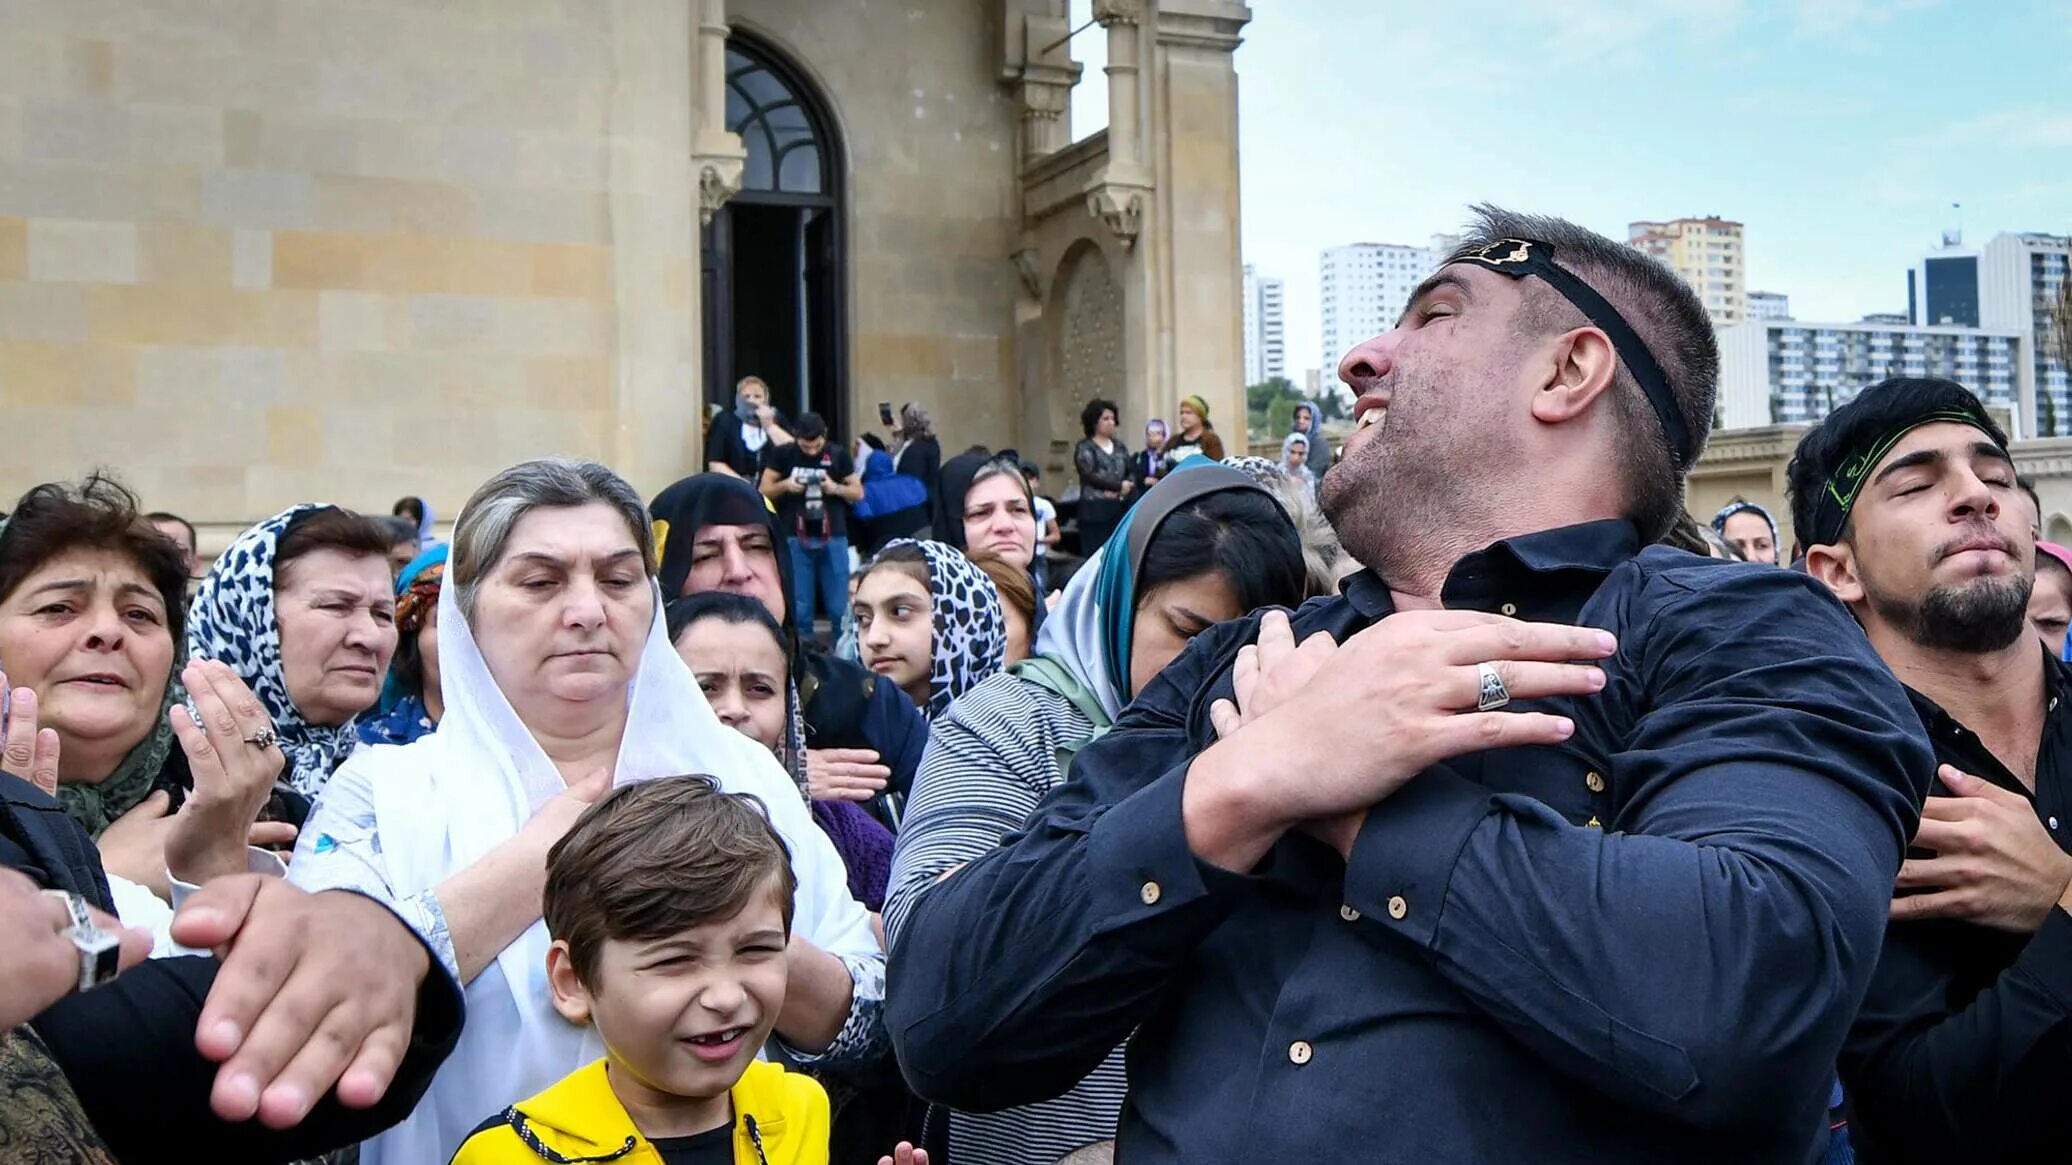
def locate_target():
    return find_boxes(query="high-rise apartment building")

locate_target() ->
[1716,319,2023,430]
[1628,216,1746,325]
[1908,230,2072,435]
[1747,290,1790,321]
[1317,237,1453,369]
[1241,264,1286,385]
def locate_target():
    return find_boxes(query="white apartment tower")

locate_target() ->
[1318,236,1453,371]
[1241,264,1286,385]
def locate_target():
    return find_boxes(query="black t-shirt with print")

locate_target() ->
[762,441,855,541]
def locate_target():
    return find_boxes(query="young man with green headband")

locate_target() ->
[1789,376,2072,1162]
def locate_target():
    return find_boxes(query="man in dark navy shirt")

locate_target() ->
[884,208,1934,1162]
[1789,379,2072,1163]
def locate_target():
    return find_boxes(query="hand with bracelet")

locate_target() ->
[0,868,151,1029]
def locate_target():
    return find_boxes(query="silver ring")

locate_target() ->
[43,890,121,992]
[1475,662,1511,712]
[244,726,278,750]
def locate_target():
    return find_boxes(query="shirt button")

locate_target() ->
[1499,602,1518,616]
[1288,1040,1313,1065]
[1139,881,1161,905]
[1585,771,1607,794]
[2052,817,2061,831]
[1339,903,1360,922]
[1387,895,1408,920]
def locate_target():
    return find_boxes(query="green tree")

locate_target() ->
[2044,391,2060,439]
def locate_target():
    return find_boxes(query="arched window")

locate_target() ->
[726,46,829,199]
[703,37,846,438]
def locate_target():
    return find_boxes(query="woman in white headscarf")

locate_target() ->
[287,458,880,1165]
[883,463,1307,1165]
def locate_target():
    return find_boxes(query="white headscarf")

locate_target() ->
[346,570,875,1164]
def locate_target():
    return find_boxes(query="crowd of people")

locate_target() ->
[4,206,2069,1165]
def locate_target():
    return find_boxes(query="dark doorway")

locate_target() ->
[703,39,846,437]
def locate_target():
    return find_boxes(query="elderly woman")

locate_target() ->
[189,505,400,799]
[358,545,447,747]
[0,475,297,925]
[289,458,880,1165]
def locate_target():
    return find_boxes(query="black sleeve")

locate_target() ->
[1840,908,2072,1161]
[31,919,465,1163]
[705,417,733,468]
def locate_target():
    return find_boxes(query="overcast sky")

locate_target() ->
[1074,0,2071,386]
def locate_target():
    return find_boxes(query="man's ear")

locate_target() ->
[547,939,593,1025]
[1806,541,1864,605]
[1528,327,1619,426]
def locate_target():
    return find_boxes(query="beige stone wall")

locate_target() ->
[730,1,1023,453]
[0,0,699,531]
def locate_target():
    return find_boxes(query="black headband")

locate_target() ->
[1454,238,1693,471]
[1806,405,2001,549]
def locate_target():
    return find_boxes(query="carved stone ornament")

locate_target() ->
[1012,248,1044,299]
[1092,0,1144,26]
[698,159,743,226]
[1085,186,1144,249]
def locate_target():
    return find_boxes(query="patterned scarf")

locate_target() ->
[54,682,177,837]
[880,539,1007,720]
[186,505,362,796]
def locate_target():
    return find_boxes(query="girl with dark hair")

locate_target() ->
[852,540,1006,720]
[1073,397,1132,553]
[885,462,1305,1165]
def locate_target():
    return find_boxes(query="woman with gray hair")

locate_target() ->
[286,457,882,1165]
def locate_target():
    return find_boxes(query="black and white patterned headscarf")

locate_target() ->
[880,539,1007,720]
[187,505,362,795]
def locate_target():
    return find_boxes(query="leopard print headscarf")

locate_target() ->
[881,539,1006,720]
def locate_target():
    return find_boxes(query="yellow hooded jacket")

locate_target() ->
[449,1059,828,1165]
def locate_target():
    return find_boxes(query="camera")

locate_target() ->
[792,466,827,522]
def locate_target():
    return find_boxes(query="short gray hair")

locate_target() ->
[450,458,655,619]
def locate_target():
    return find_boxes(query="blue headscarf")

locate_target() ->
[375,543,448,716]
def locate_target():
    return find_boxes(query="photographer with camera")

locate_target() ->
[761,412,865,643]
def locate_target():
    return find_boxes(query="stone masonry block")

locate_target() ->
[201,168,313,230]
[0,340,136,407]
[0,216,22,278]
[23,99,130,164]
[138,221,231,285]
[28,217,138,283]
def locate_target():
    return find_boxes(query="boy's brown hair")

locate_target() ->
[544,775,797,984]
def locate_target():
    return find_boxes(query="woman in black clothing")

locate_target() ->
[1073,397,1132,554]
[649,475,930,826]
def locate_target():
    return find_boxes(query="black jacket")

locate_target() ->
[3,771,464,1163]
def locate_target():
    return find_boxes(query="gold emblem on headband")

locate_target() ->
[1463,239,1535,267]
[652,518,670,564]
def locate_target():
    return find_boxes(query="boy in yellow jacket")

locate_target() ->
[452,776,828,1165]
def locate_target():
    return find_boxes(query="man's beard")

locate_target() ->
[1320,407,1522,588]
[1868,573,2034,653]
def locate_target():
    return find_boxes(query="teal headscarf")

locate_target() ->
[1032,459,1272,720]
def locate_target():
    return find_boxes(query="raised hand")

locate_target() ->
[1892,764,2072,933]
[166,660,293,885]
[1,674,63,797]
[877,1141,930,1165]
[806,747,891,803]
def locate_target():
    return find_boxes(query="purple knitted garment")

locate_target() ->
[811,799,894,911]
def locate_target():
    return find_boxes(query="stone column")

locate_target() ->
[1147,0,1251,445]
[1094,1,1143,171]
[692,0,745,224]
[603,0,701,492]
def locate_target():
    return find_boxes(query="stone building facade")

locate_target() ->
[0,0,1253,541]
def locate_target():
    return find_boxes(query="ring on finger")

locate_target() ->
[1474,662,1511,712]
[244,726,279,751]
